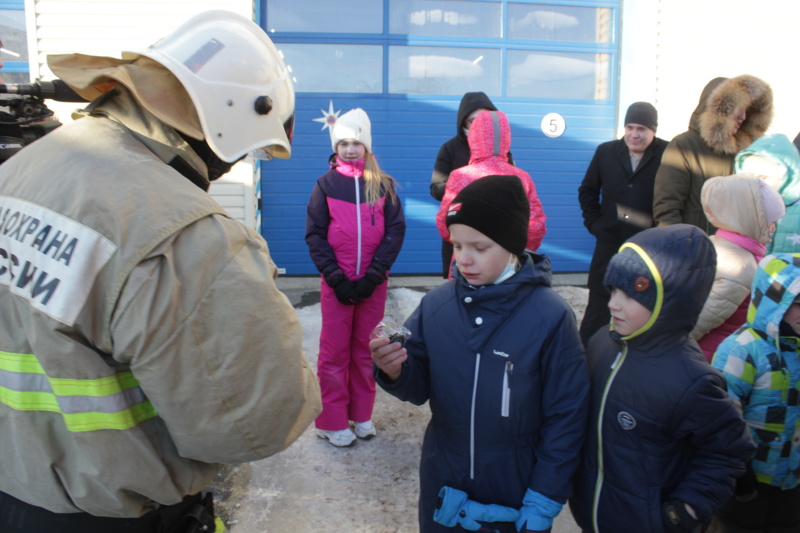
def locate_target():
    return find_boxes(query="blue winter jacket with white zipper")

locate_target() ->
[569,224,755,533]
[376,252,588,533]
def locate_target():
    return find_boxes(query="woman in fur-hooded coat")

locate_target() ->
[653,75,773,234]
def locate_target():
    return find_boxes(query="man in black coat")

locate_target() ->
[578,102,668,346]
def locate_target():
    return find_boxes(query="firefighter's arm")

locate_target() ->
[110,213,321,463]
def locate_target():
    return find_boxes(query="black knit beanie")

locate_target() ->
[624,102,658,131]
[445,175,530,256]
[604,246,657,311]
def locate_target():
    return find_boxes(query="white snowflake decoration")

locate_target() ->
[312,100,341,132]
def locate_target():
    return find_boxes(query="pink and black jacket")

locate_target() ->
[306,157,405,285]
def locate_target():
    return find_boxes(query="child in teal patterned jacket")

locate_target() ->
[712,253,800,532]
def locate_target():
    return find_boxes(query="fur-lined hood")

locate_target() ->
[693,75,773,155]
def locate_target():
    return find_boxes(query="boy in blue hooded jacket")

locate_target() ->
[569,224,754,533]
[711,253,800,532]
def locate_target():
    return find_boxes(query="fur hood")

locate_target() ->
[696,75,773,155]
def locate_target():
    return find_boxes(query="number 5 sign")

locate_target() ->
[540,113,566,138]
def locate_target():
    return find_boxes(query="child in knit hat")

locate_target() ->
[306,107,406,447]
[370,175,588,533]
[569,224,755,533]
[691,173,785,361]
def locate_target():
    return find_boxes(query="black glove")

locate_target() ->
[332,278,359,305]
[355,268,386,299]
[323,270,359,305]
[323,269,345,288]
[735,462,759,502]
[661,500,701,533]
[354,277,377,299]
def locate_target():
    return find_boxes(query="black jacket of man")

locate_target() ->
[579,136,668,247]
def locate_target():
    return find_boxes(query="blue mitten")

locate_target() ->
[433,486,520,531]
[515,489,562,532]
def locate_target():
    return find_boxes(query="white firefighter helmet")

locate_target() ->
[124,10,294,162]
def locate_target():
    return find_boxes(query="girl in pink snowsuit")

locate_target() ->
[306,108,406,447]
[435,109,546,277]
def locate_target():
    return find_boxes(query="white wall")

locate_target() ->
[617,0,659,134]
[619,0,800,142]
[25,0,260,228]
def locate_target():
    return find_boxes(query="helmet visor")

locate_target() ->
[252,112,294,160]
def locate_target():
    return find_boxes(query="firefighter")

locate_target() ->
[0,10,320,532]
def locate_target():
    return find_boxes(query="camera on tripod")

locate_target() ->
[0,80,87,164]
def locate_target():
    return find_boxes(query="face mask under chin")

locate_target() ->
[493,253,519,285]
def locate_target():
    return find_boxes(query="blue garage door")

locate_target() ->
[260,0,619,274]
[0,1,30,84]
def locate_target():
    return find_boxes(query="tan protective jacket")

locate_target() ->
[0,88,320,517]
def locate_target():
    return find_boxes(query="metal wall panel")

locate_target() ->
[263,1,620,274]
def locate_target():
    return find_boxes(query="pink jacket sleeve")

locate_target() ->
[436,168,473,242]
[436,169,547,251]
[521,174,547,251]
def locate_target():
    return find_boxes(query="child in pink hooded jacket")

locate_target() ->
[435,110,546,275]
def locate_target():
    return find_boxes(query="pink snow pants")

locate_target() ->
[315,277,388,431]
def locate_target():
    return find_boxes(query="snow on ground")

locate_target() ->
[213,285,588,533]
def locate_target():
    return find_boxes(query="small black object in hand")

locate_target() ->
[388,333,407,347]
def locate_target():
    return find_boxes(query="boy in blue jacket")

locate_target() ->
[569,225,755,533]
[711,253,800,533]
[370,175,588,533]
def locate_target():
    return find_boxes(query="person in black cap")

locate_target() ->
[569,224,754,533]
[371,175,588,533]
[577,101,668,346]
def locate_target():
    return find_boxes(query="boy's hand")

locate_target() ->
[433,486,519,530]
[369,336,407,382]
[515,489,561,533]
[735,462,759,502]
[661,500,701,533]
